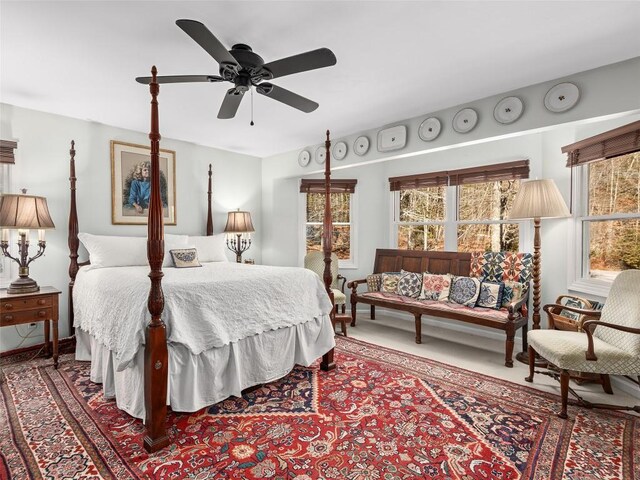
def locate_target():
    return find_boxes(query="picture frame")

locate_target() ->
[110,140,176,225]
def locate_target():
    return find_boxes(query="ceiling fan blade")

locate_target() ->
[218,88,244,119]
[135,75,223,84]
[176,19,239,69]
[256,83,318,113]
[262,48,336,80]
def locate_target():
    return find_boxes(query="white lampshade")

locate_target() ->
[509,179,570,220]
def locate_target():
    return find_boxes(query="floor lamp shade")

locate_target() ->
[509,179,570,220]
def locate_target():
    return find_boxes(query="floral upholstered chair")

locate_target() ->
[304,250,347,316]
[525,269,640,418]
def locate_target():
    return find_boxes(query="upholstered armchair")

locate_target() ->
[304,250,347,316]
[525,269,640,418]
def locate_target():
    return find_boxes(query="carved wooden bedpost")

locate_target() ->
[68,140,78,337]
[320,129,336,371]
[143,66,170,453]
[206,164,213,236]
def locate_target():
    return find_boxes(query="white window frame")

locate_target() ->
[0,163,13,287]
[392,183,526,252]
[299,190,358,269]
[568,161,640,297]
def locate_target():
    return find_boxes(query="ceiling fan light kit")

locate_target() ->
[135,19,336,121]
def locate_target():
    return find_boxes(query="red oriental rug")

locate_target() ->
[1,337,638,479]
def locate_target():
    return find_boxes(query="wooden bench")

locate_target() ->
[347,249,531,367]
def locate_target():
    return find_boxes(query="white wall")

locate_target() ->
[261,57,640,342]
[0,104,262,351]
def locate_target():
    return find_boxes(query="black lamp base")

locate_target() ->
[8,276,39,295]
[515,350,548,368]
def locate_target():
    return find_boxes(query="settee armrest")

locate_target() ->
[507,294,529,319]
[347,278,367,294]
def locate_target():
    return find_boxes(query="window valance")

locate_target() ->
[562,120,640,167]
[300,179,357,194]
[389,160,529,191]
[0,140,17,164]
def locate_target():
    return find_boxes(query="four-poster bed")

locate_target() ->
[68,67,338,453]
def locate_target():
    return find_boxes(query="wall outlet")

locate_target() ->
[29,323,37,328]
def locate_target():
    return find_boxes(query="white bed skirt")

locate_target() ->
[75,317,335,420]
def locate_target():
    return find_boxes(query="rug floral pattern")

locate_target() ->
[1,337,638,479]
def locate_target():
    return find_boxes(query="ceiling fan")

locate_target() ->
[136,19,337,120]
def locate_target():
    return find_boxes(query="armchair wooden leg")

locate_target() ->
[370,305,376,320]
[559,369,570,419]
[350,299,357,327]
[601,374,613,394]
[341,304,345,314]
[525,346,536,382]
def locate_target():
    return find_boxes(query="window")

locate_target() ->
[0,140,16,287]
[563,120,640,292]
[457,180,520,252]
[300,179,357,267]
[391,161,528,252]
[397,186,445,250]
[580,152,640,281]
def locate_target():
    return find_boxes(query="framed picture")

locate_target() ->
[111,140,176,225]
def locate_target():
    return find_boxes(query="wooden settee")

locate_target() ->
[347,249,531,367]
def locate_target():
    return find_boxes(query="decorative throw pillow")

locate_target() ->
[366,274,383,292]
[501,281,526,308]
[476,281,505,310]
[381,272,401,293]
[164,234,190,267]
[170,248,202,268]
[397,270,423,298]
[419,274,453,301]
[448,276,482,307]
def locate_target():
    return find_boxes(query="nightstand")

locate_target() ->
[0,287,62,368]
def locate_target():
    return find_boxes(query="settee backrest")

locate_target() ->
[372,249,471,276]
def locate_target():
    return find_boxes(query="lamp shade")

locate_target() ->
[223,210,255,233]
[0,194,55,229]
[508,179,570,220]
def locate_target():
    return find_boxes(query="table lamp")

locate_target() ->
[0,191,56,294]
[224,209,255,263]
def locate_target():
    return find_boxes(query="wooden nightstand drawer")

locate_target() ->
[1,308,52,326]
[2,296,53,312]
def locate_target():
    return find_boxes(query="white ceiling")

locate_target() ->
[2,1,640,158]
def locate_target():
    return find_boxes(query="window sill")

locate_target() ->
[339,262,358,270]
[568,278,611,299]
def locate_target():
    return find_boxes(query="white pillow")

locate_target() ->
[78,233,189,269]
[78,233,147,269]
[188,234,228,262]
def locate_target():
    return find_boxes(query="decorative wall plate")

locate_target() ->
[544,82,580,113]
[333,141,347,160]
[418,117,442,141]
[315,146,326,164]
[452,108,478,133]
[354,136,370,156]
[377,125,407,152]
[493,96,524,124]
[298,149,310,167]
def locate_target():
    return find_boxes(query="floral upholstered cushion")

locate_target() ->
[501,281,526,307]
[476,281,505,310]
[469,251,533,283]
[448,276,482,307]
[366,274,383,292]
[397,270,423,298]
[419,274,453,301]
[381,273,401,293]
[170,248,202,268]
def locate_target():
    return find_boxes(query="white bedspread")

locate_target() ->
[73,262,333,371]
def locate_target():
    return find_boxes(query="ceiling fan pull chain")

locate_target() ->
[250,87,255,126]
